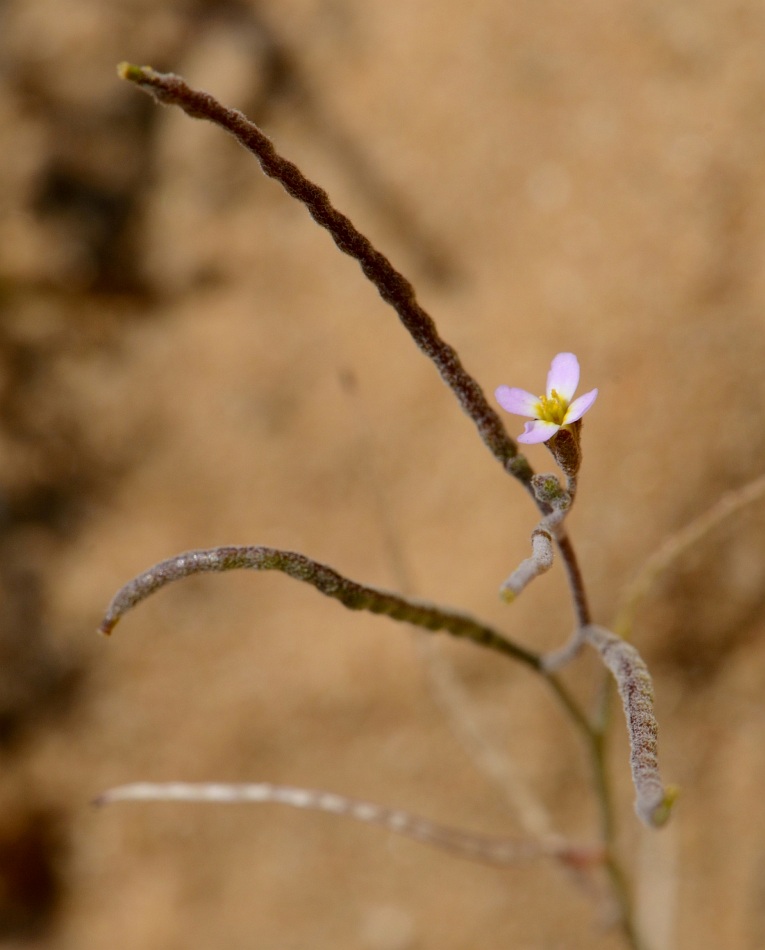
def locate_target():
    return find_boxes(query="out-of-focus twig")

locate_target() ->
[613,472,765,641]
[95,780,604,870]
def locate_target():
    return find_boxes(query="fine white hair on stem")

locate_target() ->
[94,781,603,869]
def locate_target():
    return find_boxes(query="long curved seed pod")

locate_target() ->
[500,474,569,603]
[500,527,554,602]
[584,625,676,828]
[117,63,530,487]
[95,780,604,870]
[98,545,540,669]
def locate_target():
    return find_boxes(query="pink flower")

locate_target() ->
[495,352,598,445]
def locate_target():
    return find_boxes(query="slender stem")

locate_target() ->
[557,533,591,627]
[606,857,645,950]
[588,728,646,950]
[542,668,644,948]
[543,673,593,742]
[550,637,649,949]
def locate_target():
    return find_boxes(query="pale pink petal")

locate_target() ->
[495,386,540,418]
[518,420,561,444]
[564,387,598,423]
[547,353,579,401]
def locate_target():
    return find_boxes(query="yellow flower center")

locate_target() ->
[535,389,568,425]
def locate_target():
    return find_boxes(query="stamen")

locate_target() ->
[536,392,567,426]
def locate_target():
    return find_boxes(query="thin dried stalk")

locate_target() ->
[95,780,604,871]
[613,472,765,640]
[414,636,558,842]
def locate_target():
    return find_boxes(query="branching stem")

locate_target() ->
[110,64,670,950]
[116,63,592,630]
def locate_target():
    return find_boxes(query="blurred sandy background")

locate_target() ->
[2,1,765,947]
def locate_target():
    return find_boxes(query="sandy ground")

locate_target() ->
[2,1,765,947]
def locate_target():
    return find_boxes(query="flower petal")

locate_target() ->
[495,386,540,418]
[564,387,598,424]
[547,353,579,401]
[518,420,561,444]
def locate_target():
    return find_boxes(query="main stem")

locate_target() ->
[589,729,645,950]
[557,532,591,627]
